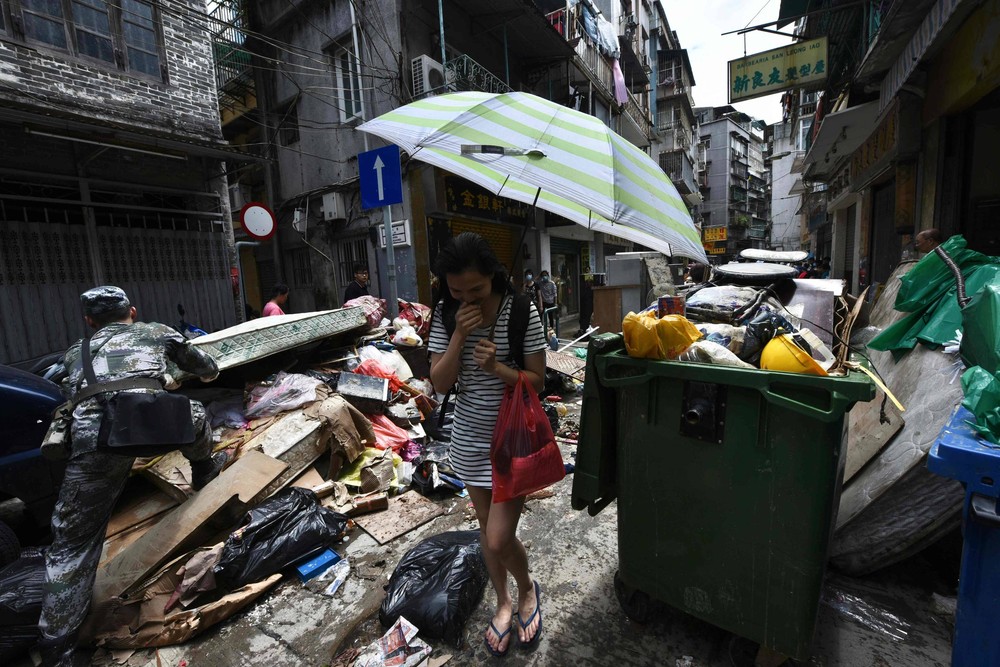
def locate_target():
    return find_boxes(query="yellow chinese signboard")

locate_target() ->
[728,37,828,103]
[705,244,728,255]
[703,226,727,242]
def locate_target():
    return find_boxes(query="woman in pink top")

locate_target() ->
[262,284,289,316]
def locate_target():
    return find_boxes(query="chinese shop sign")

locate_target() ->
[703,226,728,242]
[728,37,828,103]
[445,177,532,223]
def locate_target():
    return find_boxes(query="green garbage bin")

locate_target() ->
[572,334,875,659]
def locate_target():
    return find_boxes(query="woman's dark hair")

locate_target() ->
[433,232,511,333]
[270,283,289,298]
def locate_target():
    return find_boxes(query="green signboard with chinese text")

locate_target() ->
[728,37,828,103]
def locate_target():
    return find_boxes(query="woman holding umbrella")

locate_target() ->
[428,233,548,656]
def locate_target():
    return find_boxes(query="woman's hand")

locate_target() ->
[473,338,498,373]
[455,303,484,338]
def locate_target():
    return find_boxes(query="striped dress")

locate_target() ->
[427,295,547,488]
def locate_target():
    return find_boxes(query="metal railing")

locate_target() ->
[209,0,253,109]
[573,36,614,103]
[445,55,512,94]
[621,88,652,139]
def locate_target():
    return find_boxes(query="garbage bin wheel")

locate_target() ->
[614,570,652,624]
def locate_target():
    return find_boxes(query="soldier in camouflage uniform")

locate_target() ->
[38,286,228,666]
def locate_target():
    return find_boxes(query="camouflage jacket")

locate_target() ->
[63,322,219,455]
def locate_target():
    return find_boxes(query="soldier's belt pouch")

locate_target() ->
[100,392,196,456]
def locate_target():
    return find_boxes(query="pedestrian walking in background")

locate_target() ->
[427,233,547,657]
[344,263,371,303]
[522,269,541,320]
[538,270,558,330]
[262,283,289,317]
[37,286,228,666]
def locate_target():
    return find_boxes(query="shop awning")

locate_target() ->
[802,101,880,178]
[776,0,812,28]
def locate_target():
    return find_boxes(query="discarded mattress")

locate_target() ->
[169,308,367,380]
[831,451,963,576]
[833,262,966,574]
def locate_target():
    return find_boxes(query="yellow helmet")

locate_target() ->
[759,334,828,376]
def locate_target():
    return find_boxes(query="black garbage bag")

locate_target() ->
[0,550,46,662]
[214,487,349,589]
[379,531,488,648]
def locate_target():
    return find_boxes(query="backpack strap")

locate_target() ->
[76,332,163,408]
[507,294,532,370]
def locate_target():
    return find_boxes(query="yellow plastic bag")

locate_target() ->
[623,312,701,360]
[623,311,661,359]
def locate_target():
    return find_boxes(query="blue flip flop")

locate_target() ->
[484,619,513,658]
[515,580,543,648]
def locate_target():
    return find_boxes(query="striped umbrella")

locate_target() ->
[358,91,707,262]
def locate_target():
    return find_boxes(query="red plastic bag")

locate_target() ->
[355,359,404,393]
[397,299,433,338]
[490,373,565,503]
[369,413,411,455]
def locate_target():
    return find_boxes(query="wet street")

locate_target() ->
[28,395,955,667]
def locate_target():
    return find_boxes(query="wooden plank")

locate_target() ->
[100,513,164,568]
[95,450,287,600]
[844,393,904,482]
[136,416,281,501]
[291,467,325,489]
[353,491,446,545]
[105,488,178,539]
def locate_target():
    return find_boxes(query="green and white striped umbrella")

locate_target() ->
[358,91,707,262]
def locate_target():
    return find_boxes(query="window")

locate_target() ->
[332,40,362,122]
[796,117,813,152]
[6,0,163,79]
[290,248,313,288]
[121,0,160,77]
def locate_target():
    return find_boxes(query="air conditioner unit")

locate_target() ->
[412,54,449,98]
[228,183,251,211]
[322,191,346,221]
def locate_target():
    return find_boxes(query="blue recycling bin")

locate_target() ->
[927,405,1000,667]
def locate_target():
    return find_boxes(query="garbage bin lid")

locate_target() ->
[928,405,1000,496]
[714,262,798,285]
[739,249,810,263]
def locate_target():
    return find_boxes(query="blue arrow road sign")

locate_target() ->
[359,145,403,210]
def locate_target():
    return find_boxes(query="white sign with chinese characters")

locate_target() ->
[378,219,411,249]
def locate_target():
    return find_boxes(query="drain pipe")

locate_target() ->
[235,241,261,322]
[935,245,970,308]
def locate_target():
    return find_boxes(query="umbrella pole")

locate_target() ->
[510,188,541,286]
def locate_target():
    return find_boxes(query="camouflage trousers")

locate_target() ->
[38,400,213,645]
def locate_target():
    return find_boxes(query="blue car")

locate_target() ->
[0,364,65,566]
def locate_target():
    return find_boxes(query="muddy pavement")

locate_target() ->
[63,392,956,667]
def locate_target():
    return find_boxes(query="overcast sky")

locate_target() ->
[663,0,790,124]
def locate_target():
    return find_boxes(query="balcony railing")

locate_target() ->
[210,0,254,110]
[572,35,615,104]
[621,87,652,141]
[445,55,512,95]
[658,150,697,195]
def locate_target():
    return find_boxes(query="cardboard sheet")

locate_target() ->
[95,450,287,600]
[353,491,446,545]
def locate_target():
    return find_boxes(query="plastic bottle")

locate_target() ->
[322,559,350,596]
